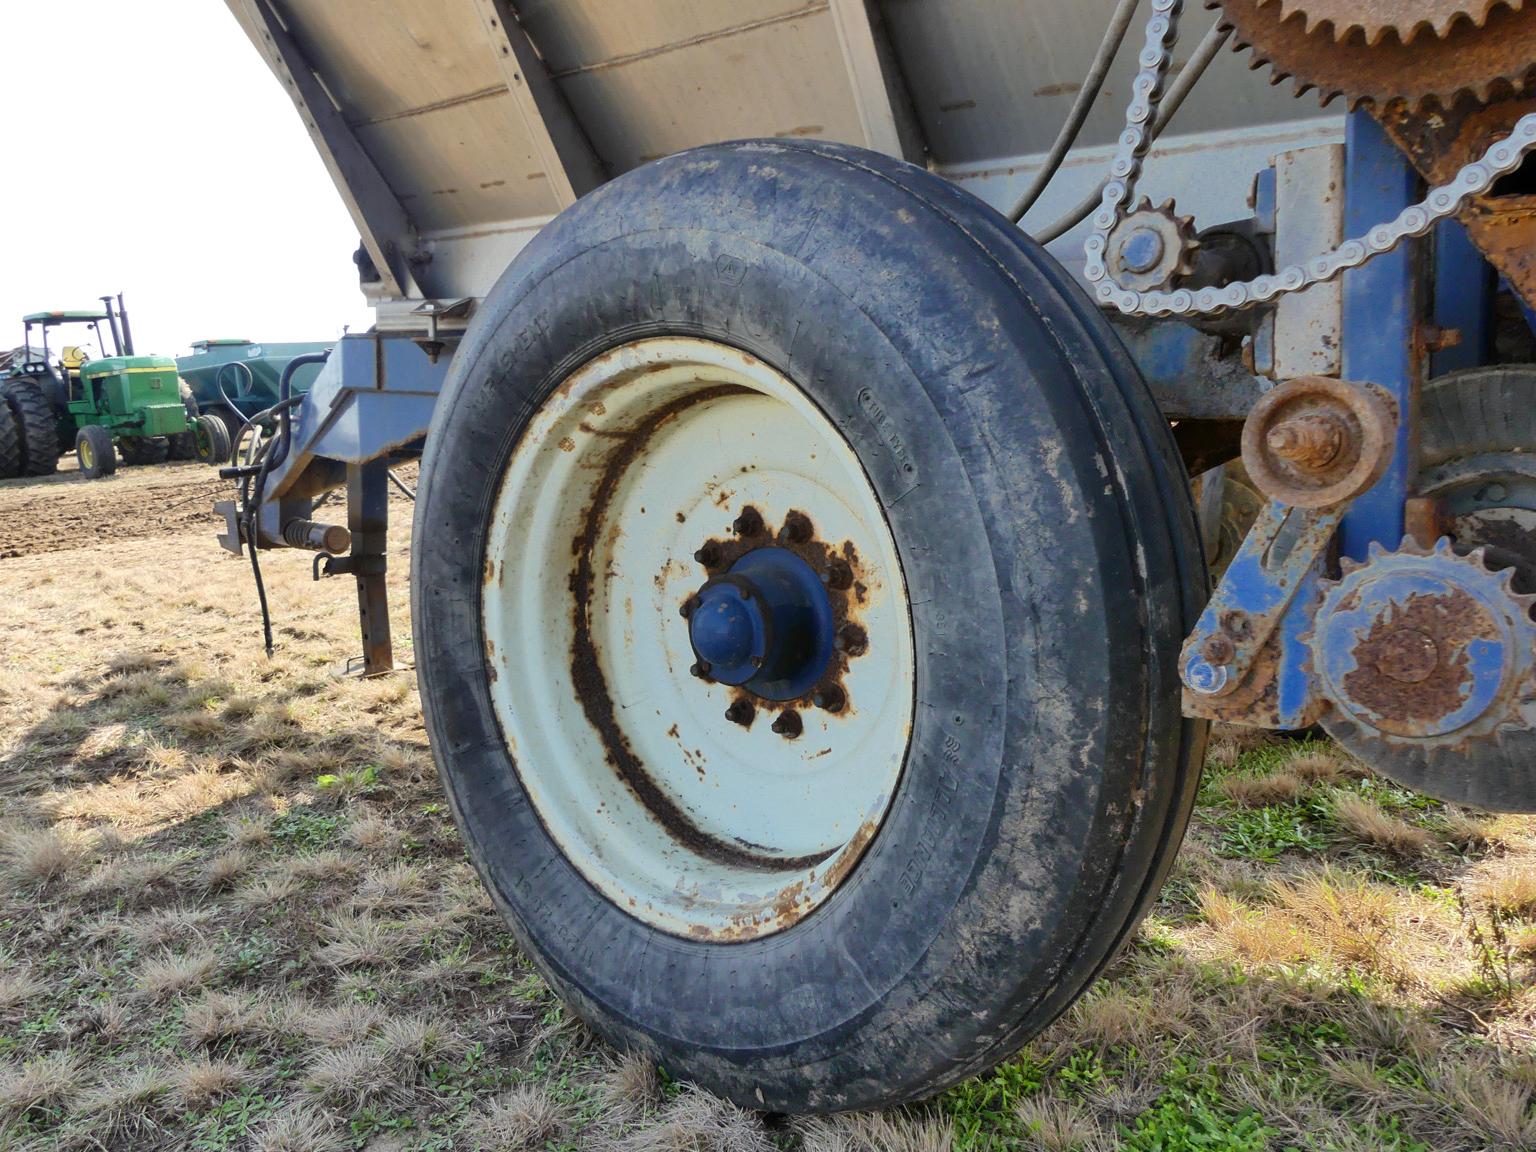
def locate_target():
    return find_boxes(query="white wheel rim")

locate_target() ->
[482,338,915,940]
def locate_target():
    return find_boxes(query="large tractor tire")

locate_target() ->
[413,141,1207,1112]
[0,403,22,480]
[0,378,60,476]
[75,426,117,480]
[166,431,199,461]
[119,436,171,467]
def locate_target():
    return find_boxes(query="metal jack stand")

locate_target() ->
[314,459,396,677]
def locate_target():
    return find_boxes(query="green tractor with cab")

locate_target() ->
[0,295,224,480]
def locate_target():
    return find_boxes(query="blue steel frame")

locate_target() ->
[1181,111,1497,730]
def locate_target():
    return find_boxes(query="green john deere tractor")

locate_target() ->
[0,295,223,480]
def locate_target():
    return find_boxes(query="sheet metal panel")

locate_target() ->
[545,8,867,171]
[230,0,1343,307]
[875,0,1329,165]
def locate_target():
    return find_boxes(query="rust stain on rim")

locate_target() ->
[566,385,836,873]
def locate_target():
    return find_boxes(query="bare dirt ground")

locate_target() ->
[1,462,1534,1151]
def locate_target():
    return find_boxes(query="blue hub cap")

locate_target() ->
[687,547,835,701]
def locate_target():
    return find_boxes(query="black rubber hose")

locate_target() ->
[270,351,331,473]
[1029,22,1231,245]
[1008,0,1143,224]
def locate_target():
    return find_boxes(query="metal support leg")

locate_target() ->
[347,459,394,676]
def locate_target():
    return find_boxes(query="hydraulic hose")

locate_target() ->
[1008,0,1143,224]
[1029,21,1231,245]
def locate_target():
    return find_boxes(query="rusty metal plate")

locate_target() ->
[1374,92,1536,312]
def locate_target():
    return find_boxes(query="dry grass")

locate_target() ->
[1470,865,1536,919]
[1,467,1534,1151]
[1333,792,1435,856]
[1218,770,1304,807]
[466,1083,568,1149]
[0,825,90,886]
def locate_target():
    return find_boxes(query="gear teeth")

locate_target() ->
[1259,0,1523,47]
[1212,0,1536,112]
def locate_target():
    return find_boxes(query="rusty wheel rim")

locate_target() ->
[481,338,915,940]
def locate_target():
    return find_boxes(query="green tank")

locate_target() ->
[176,339,333,438]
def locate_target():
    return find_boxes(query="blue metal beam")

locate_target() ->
[1338,113,1422,561]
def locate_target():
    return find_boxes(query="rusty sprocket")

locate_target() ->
[1213,0,1536,107]
[1264,0,1520,45]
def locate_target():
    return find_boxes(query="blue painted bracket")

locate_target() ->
[1181,112,1489,730]
[1182,500,1343,729]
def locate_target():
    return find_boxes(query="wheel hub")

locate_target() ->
[685,547,835,699]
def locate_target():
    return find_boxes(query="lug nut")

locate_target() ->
[771,709,803,739]
[813,684,846,713]
[837,623,869,657]
[694,542,722,567]
[691,660,713,680]
[733,507,764,537]
[679,595,700,619]
[781,510,813,544]
[825,558,854,590]
[725,699,756,727]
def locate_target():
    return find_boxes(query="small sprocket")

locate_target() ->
[1103,199,1199,294]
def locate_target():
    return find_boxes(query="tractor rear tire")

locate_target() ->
[414,140,1208,1113]
[0,403,22,480]
[0,378,60,476]
[193,414,232,466]
[119,436,171,467]
[76,426,117,480]
[166,431,198,461]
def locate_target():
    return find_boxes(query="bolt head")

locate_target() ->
[690,660,713,681]
[1201,633,1237,666]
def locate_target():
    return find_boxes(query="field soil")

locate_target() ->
[1,461,1534,1151]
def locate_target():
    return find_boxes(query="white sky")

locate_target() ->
[0,1,374,358]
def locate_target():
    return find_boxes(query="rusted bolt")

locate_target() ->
[1219,610,1252,641]
[733,506,764,537]
[781,510,814,544]
[724,699,755,727]
[694,542,722,567]
[679,595,701,619]
[1265,412,1347,471]
[813,684,846,713]
[825,558,854,591]
[838,623,869,657]
[1201,632,1237,666]
[690,660,713,681]
[770,709,803,739]
[1375,628,1440,684]
[1419,324,1463,354]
